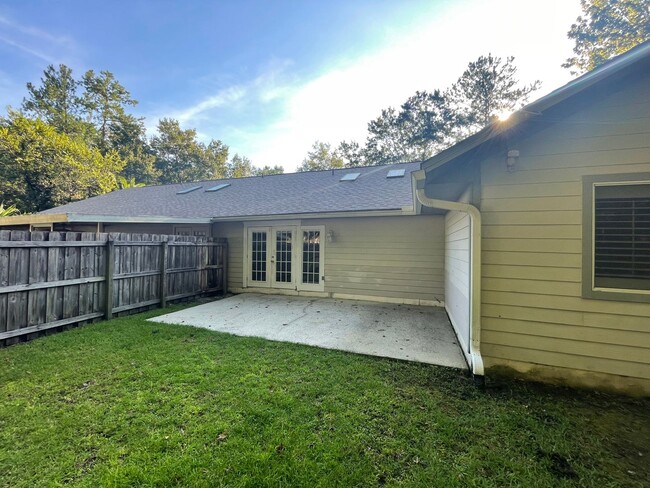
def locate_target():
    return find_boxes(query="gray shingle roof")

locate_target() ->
[40,162,420,220]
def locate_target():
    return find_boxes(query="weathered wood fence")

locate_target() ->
[0,230,227,345]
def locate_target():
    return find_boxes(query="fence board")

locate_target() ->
[27,231,48,340]
[63,232,80,321]
[7,231,30,345]
[0,230,10,345]
[46,232,65,323]
[0,231,226,344]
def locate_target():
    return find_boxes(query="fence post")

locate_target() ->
[222,240,228,296]
[160,240,168,308]
[105,239,115,320]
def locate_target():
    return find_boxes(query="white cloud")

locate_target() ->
[239,0,582,170]
[0,14,77,66]
[151,0,582,171]
[0,35,57,64]
[174,85,246,124]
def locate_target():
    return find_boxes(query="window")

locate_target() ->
[205,183,231,192]
[251,231,267,282]
[340,172,360,182]
[386,169,406,178]
[302,230,320,285]
[176,185,202,194]
[583,174,650,302]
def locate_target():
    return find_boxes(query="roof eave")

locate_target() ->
[0,213,69,226]
[211,207,417,222]
[422,40,650,173]
[0,213,213,226]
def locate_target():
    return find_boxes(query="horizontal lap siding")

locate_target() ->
[309,216,444,304]
[212,222,244,290]
[480,71,650,385]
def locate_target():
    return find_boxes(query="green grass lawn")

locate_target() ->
[1,306,648,487]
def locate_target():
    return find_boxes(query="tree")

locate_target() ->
[151,118,229,184]
[448,54,540,136]
[0,112,123,212]
[336,140,365,168]
[253,165,284,176]
[364,90,455,165]
[22,64,90,137]
[227,154,254,178]
[110,114,159,185]
[297,141,344,171]
[80,70,137,152]
[116,176,145,189]
[563,0,650,74]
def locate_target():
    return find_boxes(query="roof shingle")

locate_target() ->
[41,162,420,220]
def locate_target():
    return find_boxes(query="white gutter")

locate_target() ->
[412,170,484,378]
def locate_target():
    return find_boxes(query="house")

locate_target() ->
[1,41,649,395]
[415,40,650,395]
[1,161,446,308]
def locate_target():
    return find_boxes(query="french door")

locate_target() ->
[246,225,324,292]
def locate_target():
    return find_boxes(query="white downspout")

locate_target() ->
[412,170,484,378]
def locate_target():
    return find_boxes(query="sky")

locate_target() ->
[0,0,582,171]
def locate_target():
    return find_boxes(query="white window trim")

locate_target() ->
[298,225,325,292]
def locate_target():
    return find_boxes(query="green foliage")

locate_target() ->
[0,112,123,212]
[253,164,285,176]
[297,141,344,171]
[448,54,541,136]
[22,64,92,138]
[365,90,454,165]
[0,202,20,217]
[80,70,137,153]
[8,63,281,212]
[0,309,648,486]
[226,154,254,177]
[563,0,650,74]
[336,140,365,168]
[116,176,145,189]
[151,118,229,184]
[307,54,538,167]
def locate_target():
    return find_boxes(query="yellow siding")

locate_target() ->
[214,216,444,305]
[212,222,244,290]
[479,70,650,393]
[309,216,444,305]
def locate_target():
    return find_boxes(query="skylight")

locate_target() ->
[205,183,231,192]
[340,172,361,182]
[176,185,202,195]
[387,169,406,178]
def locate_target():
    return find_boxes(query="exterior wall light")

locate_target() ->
[506,149,520,172]
[326,230,335,243]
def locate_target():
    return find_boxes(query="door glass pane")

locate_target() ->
[275,231,292,283]
[251,231,267,282]
[302,230,320,284]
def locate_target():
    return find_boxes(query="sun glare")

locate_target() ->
[497,110,513,121]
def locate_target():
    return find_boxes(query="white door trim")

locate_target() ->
[246,226,271,288]
[243,222,325,292]
[270,226,298,290]
[297,225,325,292]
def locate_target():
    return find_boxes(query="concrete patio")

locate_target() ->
[149,293,467,370]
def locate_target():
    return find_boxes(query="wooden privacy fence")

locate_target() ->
[0,230,227,345]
